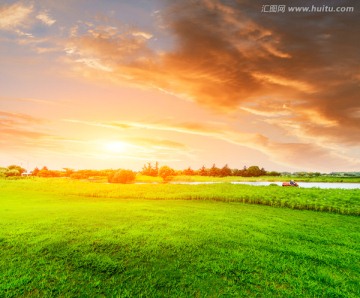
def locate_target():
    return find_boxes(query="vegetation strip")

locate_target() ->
[1,178,359,215]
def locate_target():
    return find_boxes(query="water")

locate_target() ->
[232,182,360,189]
[170,181,360,189]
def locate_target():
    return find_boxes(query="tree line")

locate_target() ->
[2,162,359,184]
[141,162,281,178]
[1,163,280,182]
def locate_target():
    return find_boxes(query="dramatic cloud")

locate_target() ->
[64,0,359,149]
[1,0,359,171]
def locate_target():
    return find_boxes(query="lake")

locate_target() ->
[171,181,360,189]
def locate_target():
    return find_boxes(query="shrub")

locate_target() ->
[70,173,87,179]
[5,169,20,177]
[158,166,176,183]
[108,170,136,184]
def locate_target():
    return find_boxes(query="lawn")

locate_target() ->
[0,179,359,297]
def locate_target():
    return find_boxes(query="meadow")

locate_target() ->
[0,178,359,297]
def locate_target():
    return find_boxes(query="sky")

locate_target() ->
[0,0,359,173]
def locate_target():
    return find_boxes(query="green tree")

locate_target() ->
[247,166,262,177]
[267,171,281,176]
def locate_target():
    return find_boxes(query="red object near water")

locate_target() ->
[282,182,299,187]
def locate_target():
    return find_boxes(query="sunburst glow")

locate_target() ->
[104,141,129,153]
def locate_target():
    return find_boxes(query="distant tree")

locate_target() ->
[141,162,159,177]
[158,166,176,183]
[197,165,208,176]
[260,167,267,176]
[220,164,232,177]
[209,164,221,177]
[183,167,195,176]
[5,169,20,177]
[247,166,262,177]
[70,173,85,179]
[68,169,107,179]
[63,168,74,177]
[108,169,136,184]
[32,167,40,176]
[267,171,281,176]
[7,165,26,175]
[100,169,116,177]
[37,167,61,177]
[294,172,306,177]
[0,167,7,178]
[238,166,249,177]
[38,167,50,177]
[232,168,241,176]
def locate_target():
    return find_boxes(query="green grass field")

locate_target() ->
[1,178,359,297]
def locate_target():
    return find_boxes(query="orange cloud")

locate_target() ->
[0,110,46,125]
[0,110,55,151]
[63,0,359,149]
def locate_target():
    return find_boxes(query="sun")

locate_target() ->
[104,141,128,153]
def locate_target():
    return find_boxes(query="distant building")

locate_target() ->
[21,172,32,177]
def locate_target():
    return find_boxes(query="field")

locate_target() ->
[1,178,359,297]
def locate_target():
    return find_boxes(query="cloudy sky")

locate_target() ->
[1,0,359,172]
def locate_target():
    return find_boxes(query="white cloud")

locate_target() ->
[132,31,153,39]
[36,11,56,26]
[0,2,33,30]
[75,58,113,72]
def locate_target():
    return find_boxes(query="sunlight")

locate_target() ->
[104,141,128,153]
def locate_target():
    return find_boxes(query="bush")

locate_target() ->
[158,166,176,183]
[5,169,20,177]
[70,172,87,179]
[108,170,136,184]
